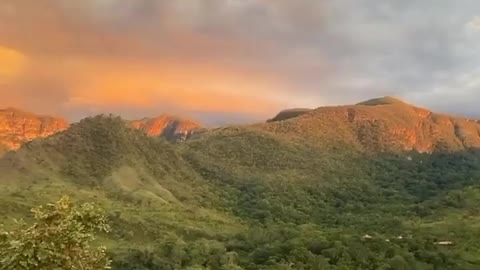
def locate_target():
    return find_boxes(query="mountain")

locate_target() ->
[0,108,69,153]
[1,98,480,269]
[261,96,480,153]
[131,114,204,141]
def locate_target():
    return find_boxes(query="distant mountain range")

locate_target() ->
[2,96,479,154]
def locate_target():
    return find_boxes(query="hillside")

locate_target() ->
[261,97,480,153]
[0,107,68,152]
[0,116,244,267]
[131,114,204,141]
[1,98,480,269]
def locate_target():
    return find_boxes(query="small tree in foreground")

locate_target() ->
[0,196,111,270]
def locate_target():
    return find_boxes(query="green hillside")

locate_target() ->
[1,108,480,269]
[0,116,245,269]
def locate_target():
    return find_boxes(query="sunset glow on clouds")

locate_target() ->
[1,0,480,123]
[0,46,27,82]
[35,56,283,114]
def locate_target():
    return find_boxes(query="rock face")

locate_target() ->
[131,115,203,141]
[0,108,69,151]
[260,97,480,153]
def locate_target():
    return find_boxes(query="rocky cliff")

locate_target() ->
[0,108,69,152]
[131,114,204,141]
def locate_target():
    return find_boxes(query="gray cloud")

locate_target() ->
[307,0,480,114]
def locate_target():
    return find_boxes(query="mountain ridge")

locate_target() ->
[2,97,480,154]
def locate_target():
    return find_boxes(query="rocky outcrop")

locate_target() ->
[131,115,204,141]
[0,108,69,151]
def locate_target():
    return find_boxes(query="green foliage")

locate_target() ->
[0,196,111,270]
[1,115,480,269]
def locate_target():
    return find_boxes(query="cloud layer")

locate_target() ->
[0,0,479,123]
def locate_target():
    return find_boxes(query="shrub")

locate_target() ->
[0,196,111,270]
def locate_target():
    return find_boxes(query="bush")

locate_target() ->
[0,196,111,270]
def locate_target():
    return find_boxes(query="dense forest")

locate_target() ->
[1,115,480,269]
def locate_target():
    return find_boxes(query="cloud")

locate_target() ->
[0,46,27,82]
[467,16,480,31]
[0,0,479,122]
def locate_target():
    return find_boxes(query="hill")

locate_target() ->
[0,107,68,152]
[258,97,480,153]
[131,114,204,141]
[1,98,480,269]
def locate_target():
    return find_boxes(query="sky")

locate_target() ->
[0,0,479,125]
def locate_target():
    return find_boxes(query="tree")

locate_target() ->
[0,196,111,270]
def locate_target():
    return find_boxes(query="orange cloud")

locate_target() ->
[0,46,27,82]
[0,1,297,121]
[47,57,283,115]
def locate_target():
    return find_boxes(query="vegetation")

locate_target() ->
[0,196,110,270]
[0,114,480,269]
